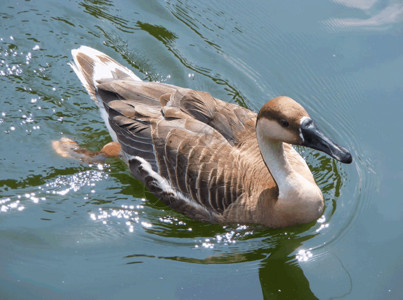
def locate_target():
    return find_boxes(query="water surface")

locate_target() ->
[1,0,402,299]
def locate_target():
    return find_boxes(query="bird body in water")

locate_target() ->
[53,46,352,228]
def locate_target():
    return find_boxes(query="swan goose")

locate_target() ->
[55,46,352,228]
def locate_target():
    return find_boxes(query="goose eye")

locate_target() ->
[280,119,289,128]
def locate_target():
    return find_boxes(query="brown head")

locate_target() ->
[257,96,352,164]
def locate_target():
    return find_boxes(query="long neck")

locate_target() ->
[257,136,296,199]
[256,122,321,204]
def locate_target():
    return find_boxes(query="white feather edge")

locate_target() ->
[128,155,213,216]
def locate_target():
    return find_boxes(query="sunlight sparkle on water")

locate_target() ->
[316,223,330,233]
[296,249,313,262]
[141,221,152,228]
[0,41,44,77]
[158,216,187,226]
[315,215,329,232]
[2,193,45,212]
[89,205,141,233]
[1,197,29,213]
[194,225,253,249]
[1,168,108,215]
[45,170,106,196]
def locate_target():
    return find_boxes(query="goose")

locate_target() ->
[55,46,352,228]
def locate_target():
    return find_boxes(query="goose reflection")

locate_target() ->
[124,229,317,299]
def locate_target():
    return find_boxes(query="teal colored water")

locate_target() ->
[1,0,402,299]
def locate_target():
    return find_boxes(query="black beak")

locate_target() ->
[300,118,352,164]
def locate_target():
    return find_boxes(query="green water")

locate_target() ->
[1,0,402,299]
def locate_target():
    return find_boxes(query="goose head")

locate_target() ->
[257,96,352,164]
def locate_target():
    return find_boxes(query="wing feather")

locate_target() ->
[94,78,257,217]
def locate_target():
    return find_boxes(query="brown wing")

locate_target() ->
[95,79,257,220]
[98,80,257,146]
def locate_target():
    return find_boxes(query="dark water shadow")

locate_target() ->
[257,235,317,299]
[125,228,318,299]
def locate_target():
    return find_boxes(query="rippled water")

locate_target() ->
[1,0,402,299]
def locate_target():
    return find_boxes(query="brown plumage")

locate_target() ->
[65,46,352,228]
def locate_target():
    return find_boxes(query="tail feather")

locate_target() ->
[70,46,141,102]
[70,46,142,142]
